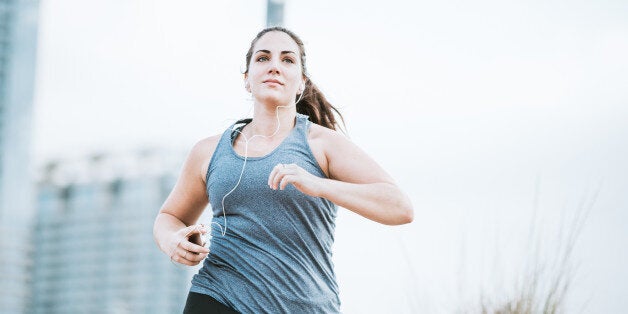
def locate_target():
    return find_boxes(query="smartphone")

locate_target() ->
[188,232,205,247]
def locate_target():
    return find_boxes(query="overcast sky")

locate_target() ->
[33,0,628,312]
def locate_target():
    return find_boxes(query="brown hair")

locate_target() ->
[244,27,345,131]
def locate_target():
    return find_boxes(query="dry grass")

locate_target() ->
[460,182,599,314]
[402,180,600,314]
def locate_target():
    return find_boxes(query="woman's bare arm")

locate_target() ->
[268,124,413,225]
[152,135,219,265]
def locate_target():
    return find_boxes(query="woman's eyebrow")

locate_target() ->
[254,49,296,55]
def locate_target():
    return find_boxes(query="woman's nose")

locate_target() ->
[267,58,281,74]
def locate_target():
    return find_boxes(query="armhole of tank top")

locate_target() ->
[204,130,230,198]
[301,119,330,179]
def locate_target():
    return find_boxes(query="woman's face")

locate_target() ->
[246,31,304,106]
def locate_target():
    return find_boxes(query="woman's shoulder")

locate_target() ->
[187,134,223,183]
[191,134,223,155]
[307,122,349,146]
[306,123,351,176]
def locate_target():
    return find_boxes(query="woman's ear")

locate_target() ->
[244,75,250,93]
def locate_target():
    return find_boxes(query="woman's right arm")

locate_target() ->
[153,135,220,266]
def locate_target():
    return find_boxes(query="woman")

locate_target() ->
[153,27,413,314]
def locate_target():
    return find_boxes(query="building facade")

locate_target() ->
[32,150,199,313]
[266,0,285,27]
[0,0,40,312]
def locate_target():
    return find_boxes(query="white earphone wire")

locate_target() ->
[209,91,306,240]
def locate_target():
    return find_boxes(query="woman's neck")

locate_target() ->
[247,102,297,137]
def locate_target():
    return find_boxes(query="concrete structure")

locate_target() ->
[0,0,40,312]
[31,149,199,313]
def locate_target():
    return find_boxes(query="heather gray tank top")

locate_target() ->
[190,114,340,313]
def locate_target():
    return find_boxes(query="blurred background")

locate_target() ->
[1,0,627,313]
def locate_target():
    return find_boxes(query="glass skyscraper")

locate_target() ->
[32,149,198,313]
[0,0,40,312]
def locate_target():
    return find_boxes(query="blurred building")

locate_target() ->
[31,149,199,313]
[266,0,285,27]
[0,0,40,312]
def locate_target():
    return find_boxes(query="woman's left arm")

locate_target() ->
[268,125,414,225]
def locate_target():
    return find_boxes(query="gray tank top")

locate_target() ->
[190,114,340,313]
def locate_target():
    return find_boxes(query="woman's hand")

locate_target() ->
[268,163,324,197]
[167,224,210,266]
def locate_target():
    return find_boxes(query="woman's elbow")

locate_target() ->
[383,199,414,226]
[395,196,414,225]
[403,207,414,224]
[398,204,414,225]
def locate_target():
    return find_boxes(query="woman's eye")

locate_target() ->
[256,56,269,62]
[283,58,295,64]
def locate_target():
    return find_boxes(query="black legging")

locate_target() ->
[183,292,239,314]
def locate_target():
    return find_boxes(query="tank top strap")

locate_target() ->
[294,113,311,139]
[204,126,234,185]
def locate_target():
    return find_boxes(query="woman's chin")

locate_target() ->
[255,94,292,106]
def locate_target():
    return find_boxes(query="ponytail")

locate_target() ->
[296,78,345,132]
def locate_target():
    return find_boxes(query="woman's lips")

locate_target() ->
[263,79,283,85]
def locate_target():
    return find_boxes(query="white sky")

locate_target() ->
[33,0,628,312]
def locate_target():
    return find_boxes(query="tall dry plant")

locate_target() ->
[464,182,600,314]
[401,180,600,314]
